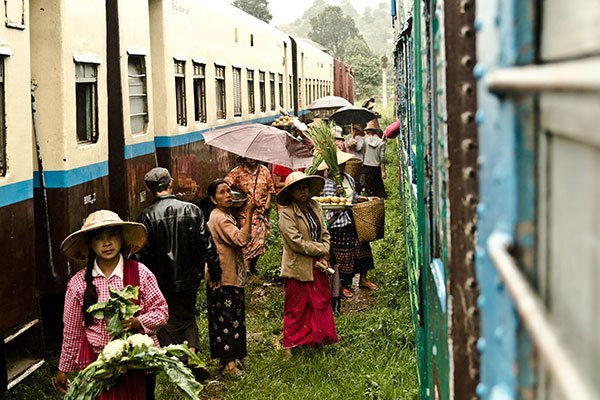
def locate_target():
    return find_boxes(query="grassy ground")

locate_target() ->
[2,140,418,400]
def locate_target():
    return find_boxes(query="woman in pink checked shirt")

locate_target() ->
[53,210,168,399]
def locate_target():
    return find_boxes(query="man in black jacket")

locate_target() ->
[137,167,221,354]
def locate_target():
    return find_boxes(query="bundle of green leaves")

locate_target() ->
[64,286,205,400]
[305,120,342,186]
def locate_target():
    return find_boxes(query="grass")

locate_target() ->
[2,141,418,400]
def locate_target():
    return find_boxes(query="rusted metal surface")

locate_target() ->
[333,58,354,104]
[125,154,157,220]
[444,0,481,397]
[0,200,37,334]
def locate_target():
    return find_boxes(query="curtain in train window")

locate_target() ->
[128,55,148,134]
[278,73,284,109]
[259,71,266,112]
[215,65,226,119]
[233,67,242,117]
[75,62,99,143]
[269,72,275,111]
[247,69,255,114]
[174,60,186,126]
[193,63,206,123]
[0,58,5,176]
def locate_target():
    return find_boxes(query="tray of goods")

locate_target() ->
[312,196,352,210]
[272,115,294,127]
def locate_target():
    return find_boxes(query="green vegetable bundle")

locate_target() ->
[305,121,342,186]
[65,286,206,400]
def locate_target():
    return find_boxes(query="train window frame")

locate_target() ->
[233,67,242,117]
[174,60,187,126]
[75,62,99,144]
[259,71,266,113]
[269,72,275,111]
[193,62,207,123]
[127,55,148,135]
[215,64,226,120]
[278,73,284,110]
[289,74,293,110]
[0,57,5,176]
[247,68,255,114]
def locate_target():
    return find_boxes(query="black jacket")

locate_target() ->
[136,195,221,292]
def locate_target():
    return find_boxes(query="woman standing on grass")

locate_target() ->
[206,179,256,376]
[277,172,338,357]
[54,210,168,399]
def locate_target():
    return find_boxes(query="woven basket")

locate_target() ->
[352,198,385,243]
[345,159,362,179]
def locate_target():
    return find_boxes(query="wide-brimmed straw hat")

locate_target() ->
[318,149,360,171]
[276,171,325,206]
[60,210,148,261]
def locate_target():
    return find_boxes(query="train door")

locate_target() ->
[0,2,45,389]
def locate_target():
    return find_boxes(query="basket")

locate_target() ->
[352,198,385,243]
[345,159,362,179]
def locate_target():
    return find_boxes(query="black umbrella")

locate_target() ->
[329,106,377,126]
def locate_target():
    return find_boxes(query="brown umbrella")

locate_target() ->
[202,123,313,170]
[307,96,352,111]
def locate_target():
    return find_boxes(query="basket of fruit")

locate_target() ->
[312,196,352,210]
[352,198,385,243]
[272,115,295,127]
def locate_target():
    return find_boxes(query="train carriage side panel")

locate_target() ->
[295,39,334,114]
[30,0,110,345]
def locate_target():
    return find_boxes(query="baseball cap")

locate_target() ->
[144,167,173,192]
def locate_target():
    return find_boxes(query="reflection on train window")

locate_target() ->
[259,71,266,112]
[269,72,275,111]
[174,60,186,126]
[128,56,148,135]
[278,73,284,110]
[215,65,226,119]
[0,58,5,176]
[247,69,255,114]
[233,67,242,117]
[193,63,206,123]
[75,62,99,143]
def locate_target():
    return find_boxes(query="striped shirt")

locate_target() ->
[323,173,357,228]
[58,257,168,372]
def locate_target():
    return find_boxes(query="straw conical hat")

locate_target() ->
[317,150,360,171]
[276,171,325,206]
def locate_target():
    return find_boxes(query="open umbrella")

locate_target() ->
[329,106,376,126]
[202,123,313,170]
[307,96,352,111]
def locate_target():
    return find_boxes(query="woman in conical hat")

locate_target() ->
[54,210,168,399]
[277,172,338,357]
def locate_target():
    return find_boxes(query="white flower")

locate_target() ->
[128,333,155,349]
[101,339,128,361]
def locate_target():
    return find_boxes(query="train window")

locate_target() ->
[0,58,5,176]
[259,71,266,112]
[174,60,187,126]
[215,65,226,119]
[269,72,275,111]
[75,62,99,143]
[128,55,148,135]
[278,74,284,109]
[233,67,242,117]
[250,34,254,47]
[247,69,255,114]
[288,75,293,110]
[193,63,206,123]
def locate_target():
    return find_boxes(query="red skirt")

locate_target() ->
[283,265,339,349]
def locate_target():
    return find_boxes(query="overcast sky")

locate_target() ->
[270,0,381,25]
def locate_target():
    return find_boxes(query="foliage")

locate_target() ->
[344,37,381,97]
[308,6,359,59]
[66,286,205,400]
[232,0,272,23]
[305,121,341,186]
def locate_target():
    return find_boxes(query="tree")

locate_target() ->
[232,0,272,24]
[308,6,359,59]
[344,37,381,97]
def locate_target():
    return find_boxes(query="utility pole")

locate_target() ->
[381,56,388,108]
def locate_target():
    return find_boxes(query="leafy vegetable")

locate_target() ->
[87,285,140,339]
[305,120,342,186]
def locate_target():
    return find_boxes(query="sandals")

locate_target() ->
[359,281,379,291]
[342,288,354,298]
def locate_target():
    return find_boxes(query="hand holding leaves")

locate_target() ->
[87,286,140,339]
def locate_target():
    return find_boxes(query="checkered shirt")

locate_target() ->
[322,173,357,228]
[58,262,168,372]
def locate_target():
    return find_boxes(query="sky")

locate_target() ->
[269,0,381,25]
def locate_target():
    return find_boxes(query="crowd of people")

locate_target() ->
[53,101,393,398]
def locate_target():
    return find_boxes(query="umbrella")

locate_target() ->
[202,123,313,170]
[329,106,377,126]
[307,96,352,111]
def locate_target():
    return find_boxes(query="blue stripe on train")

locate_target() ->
[124,140,156,159]
[33,161,109,189]
[0,179,34,207]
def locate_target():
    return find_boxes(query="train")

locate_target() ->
[0,0,354,390]
[392,0,599,399]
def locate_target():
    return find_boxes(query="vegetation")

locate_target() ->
[232,0,273,23]
[308,6,359,59]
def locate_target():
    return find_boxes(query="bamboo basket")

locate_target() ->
[345,159,362,179]
[352,198,385,243]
